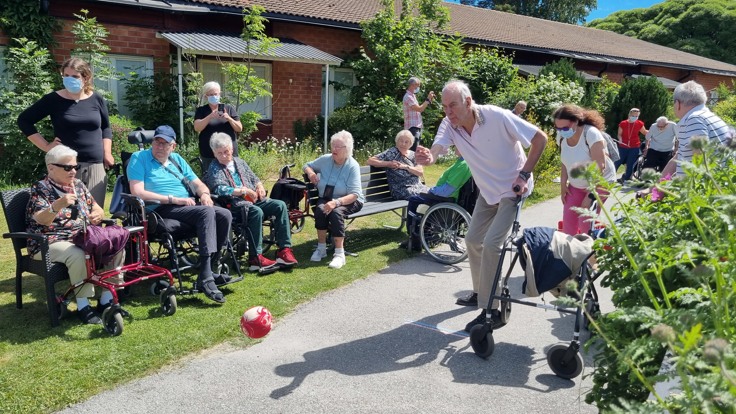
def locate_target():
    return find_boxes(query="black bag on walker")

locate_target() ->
[270,177,306,210]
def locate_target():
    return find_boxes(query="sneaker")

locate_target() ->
[328,254,346,269]
[276,247,298,267]
[310,248,327,262]
[78,305,102,325]
[248,254,278,271]
[456,292,478,307]
[464,309,504,332]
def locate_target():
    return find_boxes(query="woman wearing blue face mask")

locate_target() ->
[193,81,243,171]
[18,57,113,207]
[552,104,616,236]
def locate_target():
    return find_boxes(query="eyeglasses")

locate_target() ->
[51,163,81,172]
[555,126,573,132]
[152,140,174,147]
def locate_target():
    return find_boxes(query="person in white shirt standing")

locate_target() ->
[416,79,547,332]
[403,76,436,152]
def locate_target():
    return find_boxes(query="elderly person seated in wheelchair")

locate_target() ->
[204,132,298,272]
[367,129,428,200]
[401,150,472,250]
[27,145,125,324]
[126,125,232,304]
[304,130,365,269]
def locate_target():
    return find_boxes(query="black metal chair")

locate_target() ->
[1,188,70,327]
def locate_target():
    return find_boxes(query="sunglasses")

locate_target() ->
[51,163,81,172]
[555,126,573,132]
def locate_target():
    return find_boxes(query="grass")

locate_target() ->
[0,163,559,413]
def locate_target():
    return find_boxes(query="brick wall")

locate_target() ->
[271,61,324,140]
[272,22,363,58]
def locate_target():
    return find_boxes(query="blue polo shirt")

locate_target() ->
[127,149,197,201]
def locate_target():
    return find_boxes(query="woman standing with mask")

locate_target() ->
[193,81,243,172]
[18,57,113,206]
[553,104,616,235]
[614,108,648,183]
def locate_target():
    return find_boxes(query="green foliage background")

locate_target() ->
[606,76,671,136]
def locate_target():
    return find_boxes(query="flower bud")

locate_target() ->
[690,135,708,151]
[703,338,729,364]
[650,323,676,343]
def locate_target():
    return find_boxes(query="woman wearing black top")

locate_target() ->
[193,81,243,171]
[18,57,113,206]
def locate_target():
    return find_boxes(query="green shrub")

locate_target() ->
[714,95,736,125]
[122,71,181,131]
[581,75,621,117]
[606,76,671,135]
[539,57,585,86]
[583,139,736,411]
[294,115,324,142]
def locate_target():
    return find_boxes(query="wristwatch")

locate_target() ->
[49,203,58,214]
[518,170,531,182]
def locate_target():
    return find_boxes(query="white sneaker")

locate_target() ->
[328,254,346,269]
[310,249,327,262]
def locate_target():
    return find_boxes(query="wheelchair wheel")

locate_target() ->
[102,307,124,336]
[160,287,177,316]
[547,343,584,379]
[150,279,170,296]
[499,288,512,325]
[419,203,471,265]
[469,324,495,359]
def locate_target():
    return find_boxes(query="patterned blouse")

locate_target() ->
[204,157,261,207]
[26,177,95,257]
[374,146,428,200]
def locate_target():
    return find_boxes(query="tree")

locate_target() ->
[459,0,598,24]
[605,76,670,136]
[71,9,116,110]
[586,0,736,65]
[539,58,585,86]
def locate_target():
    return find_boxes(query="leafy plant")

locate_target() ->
[581,75,621,118]
[605,75,671,136]
[525,73,585,126]
[581,138,736,411]
[0,0,61,50]
[539,57,585,86]
[122,71,181,130]
[0,38,56,184]
[70,9,116,109]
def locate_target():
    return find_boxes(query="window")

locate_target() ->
[199,60,272,120]
[322,68,355,116]
[94,55,154,118]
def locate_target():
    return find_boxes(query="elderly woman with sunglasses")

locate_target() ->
[552,104,616,236]
[18,57,113,206]
[26,145,125,325]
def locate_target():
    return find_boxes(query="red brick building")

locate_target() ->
[2,0,735,141]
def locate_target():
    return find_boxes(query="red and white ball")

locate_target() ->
[240,306,273,339]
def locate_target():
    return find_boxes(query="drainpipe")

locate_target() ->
[177,46,185,144]
[597,63,609,78]
[323,63,330,152]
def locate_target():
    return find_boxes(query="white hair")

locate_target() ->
[395,129,415,146]
[673,81,707,107]
[408,77,421,87]
[443,79,473,104]
[331,130,354,157]
[202,81,221,101]
[209,132,233,152]
[46,145,77,165]
[656,116,669,125]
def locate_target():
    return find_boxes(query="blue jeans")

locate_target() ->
[614,146,640,180]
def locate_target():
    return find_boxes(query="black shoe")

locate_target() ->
[197,278,226,304]
[464,309,504,332]
[96,302,130,318]
[399,239,422,251]
[78,305,102,325]
[456,292,478,306]
[399,240,409,249]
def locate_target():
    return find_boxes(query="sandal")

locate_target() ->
[96,302,130,318]
[197,278,226,304]
[78,305,102,325]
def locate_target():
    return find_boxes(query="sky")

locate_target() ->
[444,0,665,22]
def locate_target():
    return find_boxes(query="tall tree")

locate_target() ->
[586,0,736,65]
[459,0,597,24]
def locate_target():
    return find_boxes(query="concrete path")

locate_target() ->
[62,197,612,414]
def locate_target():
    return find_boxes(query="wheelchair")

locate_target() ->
[115,129,243,297]
[407,178,478,265]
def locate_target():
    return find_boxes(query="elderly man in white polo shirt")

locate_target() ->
[416,79,547,332]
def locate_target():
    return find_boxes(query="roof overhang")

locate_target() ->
[628,74,681,90]
[515,64,601,83]
[93,0,211,13]
[158,31,343,66]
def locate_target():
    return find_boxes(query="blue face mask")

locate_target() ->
[63,76,83,94]
[629,116,639,122]
[558,128,575,140]
[414,88,421,94]
[207,95,220,105]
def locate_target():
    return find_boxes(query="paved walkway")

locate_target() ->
[63,197,611,414]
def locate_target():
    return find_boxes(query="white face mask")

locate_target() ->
[629,116,639,122]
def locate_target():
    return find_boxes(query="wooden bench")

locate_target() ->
[306,165,408,237]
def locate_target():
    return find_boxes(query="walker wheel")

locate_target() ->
[160,287,177,316]
[150,279,170,296]
[290,216,306,233]
[102,307,124,336]
[500,289,512,325]
[547,343,584,379]
[469,324,495,359]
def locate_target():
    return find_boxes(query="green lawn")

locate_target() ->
[0,164,558,413]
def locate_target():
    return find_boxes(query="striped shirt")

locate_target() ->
[676,104,730,176]
[403,90,422,129]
